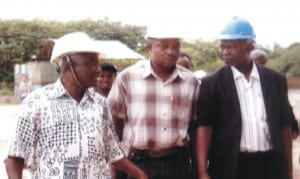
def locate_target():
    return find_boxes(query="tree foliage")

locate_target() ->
[267,43,300,77]
[0,19,146,83]
[0,18,300,85]
[181,40,221,72]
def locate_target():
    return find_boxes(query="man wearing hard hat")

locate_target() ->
[107,29,200,179]
[196,17,292,179]
[5,32,147,179]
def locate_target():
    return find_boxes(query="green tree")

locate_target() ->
[265,43,300,88]
[182,39,221,72]
[0,19,146,83]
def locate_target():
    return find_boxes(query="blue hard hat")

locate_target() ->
[218,17,256,40]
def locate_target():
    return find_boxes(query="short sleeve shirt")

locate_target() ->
[8,79,125,179]
[107,60,200,150]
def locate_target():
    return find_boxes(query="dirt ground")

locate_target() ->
[1,89,300,178]
[293,137,300,179]
[289,89,300,179]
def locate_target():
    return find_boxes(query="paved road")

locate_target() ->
[1,89,300,178]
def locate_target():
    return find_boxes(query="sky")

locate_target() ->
[1,0,300,48]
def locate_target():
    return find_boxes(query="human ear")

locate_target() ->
[146,40,152,51]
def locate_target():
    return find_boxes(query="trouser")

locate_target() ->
[127,146,192,179]
[111,165,127,179]
[237,150,289,179]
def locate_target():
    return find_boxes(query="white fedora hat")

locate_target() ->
[50,32,103,64]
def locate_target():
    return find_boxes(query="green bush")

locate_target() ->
[0,82,14,95]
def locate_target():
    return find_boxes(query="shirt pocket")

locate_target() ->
[40,102,78,148]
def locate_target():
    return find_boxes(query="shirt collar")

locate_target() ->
[231,62,260,81]
[48,79,95,102]
[48,79,68,99]
[142,59,188,81]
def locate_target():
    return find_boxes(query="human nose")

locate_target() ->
[221,47,230,56]
[167,48,179,58]
[94,66,101,76]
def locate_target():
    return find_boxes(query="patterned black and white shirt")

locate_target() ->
[8,79,125,179]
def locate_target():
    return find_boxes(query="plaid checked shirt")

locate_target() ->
[7,80,125,179]
[107,60,200,150]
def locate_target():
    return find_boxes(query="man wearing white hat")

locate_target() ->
[5,32,147,179]
[107,29,200,179]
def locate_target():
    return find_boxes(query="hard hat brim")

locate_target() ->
[218,34,256,40]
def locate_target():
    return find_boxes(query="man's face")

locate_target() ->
[177,56,192,70]
[97,70,116,91]
[219,40,250,67]
[148,38,180,71]
[69,52,100,88]
[254,54,267,66]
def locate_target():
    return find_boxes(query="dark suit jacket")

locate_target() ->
[196,65,290,179]
[289,104,299,135]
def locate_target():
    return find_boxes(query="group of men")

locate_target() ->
[5,17,297,179]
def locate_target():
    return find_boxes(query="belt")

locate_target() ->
[129,146,187,158]
[239,150,274,157]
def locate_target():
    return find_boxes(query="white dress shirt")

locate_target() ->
[231,64,273,152]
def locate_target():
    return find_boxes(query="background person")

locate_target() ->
[5,32,146,179]
[196,17,292,179]
[16,74,33,102]
[107,30,200,179]
[250,48,267,66]
[96,62,117,97]
[96,62,127,179]
[251,48,299,139]
[176,51,199,179]
[177,52,193,70]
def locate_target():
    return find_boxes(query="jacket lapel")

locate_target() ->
[257,66,271,120]
[222,66,241,115]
